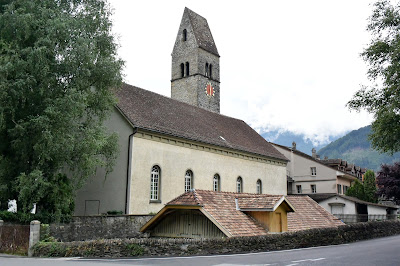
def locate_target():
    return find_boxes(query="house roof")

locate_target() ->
[185,7,219,57]
[286,195,344,231]
[308,193,399,210]
[142,190,344,237]
[116,83,288,161]
[167,190,293,237]
[272,143,357,179]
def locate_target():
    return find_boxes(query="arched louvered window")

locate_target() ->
[236,176,243,193]
[180,63,185,78]
[185,170,193,192]
[183,29,187,41]
[150,166,161,200]
[256,179,262,194]
[185,62,189,76]
[213,174,220,192]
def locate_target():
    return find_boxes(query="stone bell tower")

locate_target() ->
[171,7,220,113]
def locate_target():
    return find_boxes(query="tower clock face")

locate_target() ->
[205,82,215,97]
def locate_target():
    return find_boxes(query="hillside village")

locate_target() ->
[1,3,400,259]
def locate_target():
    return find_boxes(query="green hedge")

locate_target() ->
[0,211,71,224]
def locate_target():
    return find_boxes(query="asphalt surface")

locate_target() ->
[2,234,400,265]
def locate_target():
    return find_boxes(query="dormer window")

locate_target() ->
[183,29,187,41]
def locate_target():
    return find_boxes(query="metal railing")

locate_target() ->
[334,214,398,224]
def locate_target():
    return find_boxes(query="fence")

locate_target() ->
[334,214,398,224]
[0,220,41,256]
[0,223,30,255]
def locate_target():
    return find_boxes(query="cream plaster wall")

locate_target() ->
[368,205,388,215]
[319,197,357,215]
[74,109,134,215]
[129,132,287,214]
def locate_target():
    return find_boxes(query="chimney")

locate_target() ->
[292,141,297,150]
[312,148,317,159]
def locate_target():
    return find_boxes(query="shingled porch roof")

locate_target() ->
[115,84,288,162]
[141,190,294,237]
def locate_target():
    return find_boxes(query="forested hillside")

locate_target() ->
[317,126,400,171]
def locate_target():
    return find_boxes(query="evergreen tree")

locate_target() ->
[0,0,123,220]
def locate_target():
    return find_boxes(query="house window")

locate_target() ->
[236,176,243,193]
[311,167,316,176]
[213,174,220,192]
[296,185,302,194]
[150,165,160,201]
[185,62,189,76]
[343,185,349,194]
[183,29,187,41]
[185,170,193,192]
[311,184,316,194]
[337,184,342,194]
[180,63,184,78]
[256,179,262,194]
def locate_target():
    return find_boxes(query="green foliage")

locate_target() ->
[346,170,378,203]
[125,243,144,257]
[0,210,71,224]
[0,0,123,219]
[347,0,400,155]
[34,241,67,257]
[318,125,400,171]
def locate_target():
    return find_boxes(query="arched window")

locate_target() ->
[150,166,160,200]
[209,64,212,78]
[256,179,262,194]
[213,174,220,192]
[180,63,184,78]
[205,63,209,77]
[185,62,189,76]
[236,176,243,193]
[185,170,193,192]
[183,29,187,41]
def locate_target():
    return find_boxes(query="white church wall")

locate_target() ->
[128,131,288,215]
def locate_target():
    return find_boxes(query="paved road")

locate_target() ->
[2,234,400,266]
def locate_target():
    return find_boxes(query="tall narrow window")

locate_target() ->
[311,167,316,176]
[311,184,316,193]
[296,185,302,194]
[185,170,193,192]
[209,64,212,78]
[205,63,209,77]
[236,177,243,193]
[213,174,220,192]
[180,63,184,78]
[337,184,342,194]
[183,29,187,41]
[256,179,262,194]
[185,62,189,76]
[150,166,160,201]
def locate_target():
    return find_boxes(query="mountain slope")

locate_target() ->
[317,125,400,171]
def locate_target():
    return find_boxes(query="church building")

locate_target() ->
[74,7,289,216]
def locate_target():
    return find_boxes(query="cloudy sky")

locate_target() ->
[109,0,376,146]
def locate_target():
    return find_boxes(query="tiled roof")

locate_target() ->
[116,84,287,161]
[237,195,283,210]
[287,195,344,231]
[168,190,272,237]
[185,7,219,56]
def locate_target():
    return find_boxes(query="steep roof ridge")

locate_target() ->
[185,7,219,56]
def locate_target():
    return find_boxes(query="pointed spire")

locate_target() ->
[184,7,219,57]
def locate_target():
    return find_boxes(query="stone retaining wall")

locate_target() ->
[34,220,400,257]
[45,215,153,242]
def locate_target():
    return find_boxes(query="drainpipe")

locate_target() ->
[125,127,138,214]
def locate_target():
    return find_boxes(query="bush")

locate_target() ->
[0,210,71,224]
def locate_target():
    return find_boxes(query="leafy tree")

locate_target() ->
[347,0,400,154]
[346,170,378,203]
[0,0,123,220]
[376,162,400,204]
[346,179,365,200]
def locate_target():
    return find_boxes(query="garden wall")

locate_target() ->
[45,215,153,242]
[34,220,400,257]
